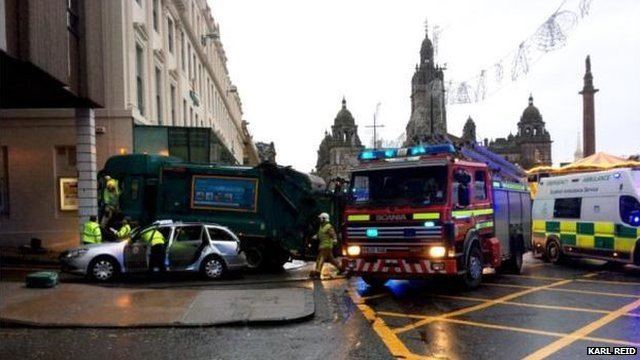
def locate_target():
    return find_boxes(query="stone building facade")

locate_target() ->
[0,0,258,250]
[486,95,552,169]
[315,98,363,184]
[404,28,447,146]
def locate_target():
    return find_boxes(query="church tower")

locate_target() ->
[315,98,364,184]
[405,25,446,146]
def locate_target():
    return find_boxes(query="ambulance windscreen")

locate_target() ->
[349,166,447,207]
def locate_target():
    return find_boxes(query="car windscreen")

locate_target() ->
[350,166,447,207]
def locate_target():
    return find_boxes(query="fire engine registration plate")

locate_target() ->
[363,246,386,254]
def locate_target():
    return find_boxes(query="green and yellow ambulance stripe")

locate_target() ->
[533,219,640,256]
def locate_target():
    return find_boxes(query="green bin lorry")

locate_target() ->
[99,154,340,269]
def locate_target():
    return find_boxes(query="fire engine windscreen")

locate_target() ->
[350,166,447,206]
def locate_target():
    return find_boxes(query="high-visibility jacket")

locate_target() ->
[103,179,120,207]
[116,224,132,240]
[82,221,102,244]
[141,228,165,246]
[318,222,336,250]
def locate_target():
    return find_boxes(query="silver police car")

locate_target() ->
[60,220,247,281]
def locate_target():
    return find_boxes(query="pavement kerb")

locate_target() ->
[0,282,316,329]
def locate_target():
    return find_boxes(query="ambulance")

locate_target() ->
[531,168,640,265]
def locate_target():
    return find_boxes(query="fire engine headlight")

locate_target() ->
[347,245,361,256]
[429,246,446,258]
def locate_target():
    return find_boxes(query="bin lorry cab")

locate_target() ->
[99,154,334,269]
[532,168,640,265]
[342,144,532,289]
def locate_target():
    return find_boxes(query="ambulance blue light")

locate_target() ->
[384,149,396,158]
[366,228,378,237]
[630,216,640,226]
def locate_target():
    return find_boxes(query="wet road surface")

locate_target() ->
[1,257,639,359]
[348,256,640,359]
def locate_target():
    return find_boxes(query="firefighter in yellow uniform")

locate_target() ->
[141,227,166,274]
[310,212,343,279]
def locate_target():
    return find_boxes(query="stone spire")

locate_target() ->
[579,55,598,157]
[574,129,583,161]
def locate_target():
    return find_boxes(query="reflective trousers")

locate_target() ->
[315,248,341,273]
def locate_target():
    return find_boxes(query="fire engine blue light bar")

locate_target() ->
[358,144,456,161]
[366,228,378,237]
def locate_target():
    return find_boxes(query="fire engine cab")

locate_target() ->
[342,143,532,289]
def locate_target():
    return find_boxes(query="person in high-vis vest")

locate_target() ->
[141,227,166,274]
[310,212,343,279]
[100,176,121,227]
[82,216,102,245]
[114,218,132,241]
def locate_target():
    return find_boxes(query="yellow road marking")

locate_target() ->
[360,293,391,302]
[522,297,640,360]
[500,274,566,281]
[576,278,640,286]
[484,282,640,298]
[582,272,599,278]
[378,311,640,347]
[392,279,572,334]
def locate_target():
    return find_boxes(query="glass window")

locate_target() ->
[167,17,174,53]
[620,195,640,226]
[152,0,159,31]
[181,31,186,71]
[169,84,176,125]
[473,171,487,201]
[135,45,145,115]
[182,99,187,125]
[174,226,203,242]
[553,197,582,219]
[155,67,162,124]
[350,166,447,206]
[208,227,235,241]
[0,146,9,216]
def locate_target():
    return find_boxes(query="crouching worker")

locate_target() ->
[141,228,166,275]
[310,212,344,279]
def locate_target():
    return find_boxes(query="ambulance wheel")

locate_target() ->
[362,276,387,288]
[546,239,564,264]
[461,245,483,289]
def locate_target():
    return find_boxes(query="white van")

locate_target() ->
[531,168,640,265]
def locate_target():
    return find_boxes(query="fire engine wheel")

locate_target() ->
[461,245,483,290]
[362,276,387,288]
[501,248,524,274]
[546,239,564,265]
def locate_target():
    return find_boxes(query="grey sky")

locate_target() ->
[211,0,640,172]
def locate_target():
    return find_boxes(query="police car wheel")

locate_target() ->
[546,239,563,264]
[89,257,118,282]
[201,256,226,280]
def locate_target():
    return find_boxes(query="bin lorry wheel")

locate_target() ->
[546,239,564,265]
[244,246,264,269]
[461,244,483,290]
[362,276,387,288]
[201,255,227,280]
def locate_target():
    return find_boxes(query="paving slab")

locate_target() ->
[0,282,314,327]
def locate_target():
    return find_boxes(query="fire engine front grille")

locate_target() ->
[347,226,442,240]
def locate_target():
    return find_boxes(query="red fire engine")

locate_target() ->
[341,144,531,289]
